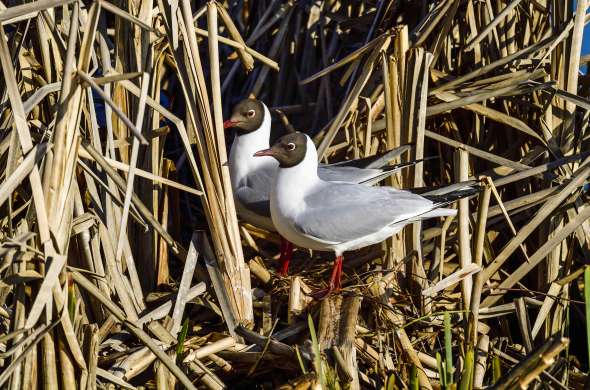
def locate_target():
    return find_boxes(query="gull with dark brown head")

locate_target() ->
[225,98,418,275]
[255,132,480,297]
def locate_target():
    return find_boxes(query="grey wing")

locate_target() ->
[234,170,273,217]
[294,183,434,242]
[234,186,271,217]
[318,165,383,184]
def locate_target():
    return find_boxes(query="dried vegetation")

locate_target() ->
[0,0,589,388]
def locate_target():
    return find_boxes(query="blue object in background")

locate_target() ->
[583,21,590,73]
[580,0,590,73]
[93,88,107,129]
[92,73,173,129]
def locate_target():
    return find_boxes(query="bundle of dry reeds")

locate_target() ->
[1,0,590,388]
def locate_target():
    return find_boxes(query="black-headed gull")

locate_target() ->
[254,132,480,297]
[224,98,421,275]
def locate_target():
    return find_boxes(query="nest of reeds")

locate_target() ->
[0,0,589,388]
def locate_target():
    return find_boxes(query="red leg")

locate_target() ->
[329,255,343,291]
[278,237,293,276]
[312,255,344,299]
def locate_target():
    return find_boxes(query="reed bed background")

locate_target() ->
[0,0,589,388]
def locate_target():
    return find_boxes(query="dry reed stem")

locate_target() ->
[1,0,589,388]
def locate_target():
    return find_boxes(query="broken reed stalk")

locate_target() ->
[455,148,473,308]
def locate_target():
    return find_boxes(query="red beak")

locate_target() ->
[223,120,237,129]
[254,148,274,157]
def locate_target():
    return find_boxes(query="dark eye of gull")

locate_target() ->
[247,109,255,118]
[286,142,296,151]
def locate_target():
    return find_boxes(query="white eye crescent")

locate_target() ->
[286,142,296,151]
[247,109,255,118]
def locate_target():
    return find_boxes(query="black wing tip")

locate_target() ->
[407,179,482,194]
[424,181,483,206]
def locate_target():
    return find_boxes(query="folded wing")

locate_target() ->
[234,169,273,217]
[294,183,435,242]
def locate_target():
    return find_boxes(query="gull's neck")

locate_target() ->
[229,104,274,189]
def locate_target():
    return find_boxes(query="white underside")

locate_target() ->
[273,213,406,256]
[282,209,456,255]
